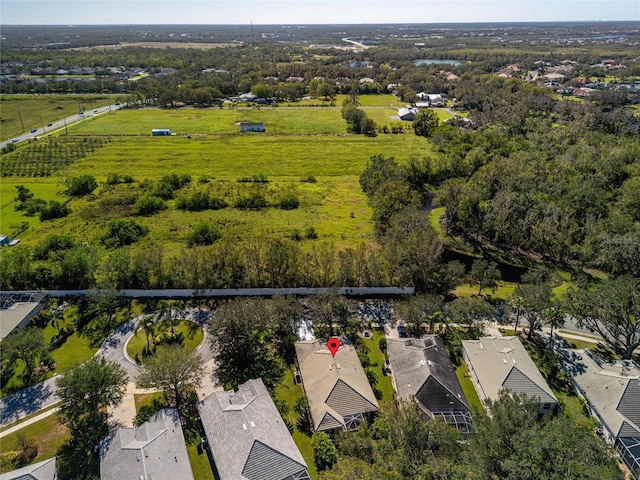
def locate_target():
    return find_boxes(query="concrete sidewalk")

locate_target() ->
[0,406,60,439]
[108,358,222,428]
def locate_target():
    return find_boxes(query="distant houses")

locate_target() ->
[198,378,310,480]
[99,408,194,480]
[387,335,471,434]
[397,107,417,121]
[560,348,640,478]
[295,338,379,433]
[462,336,558,414]
[416,92,447,106]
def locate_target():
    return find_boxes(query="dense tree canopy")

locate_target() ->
[208,298,288,389]
[136,344,205,412]
[566,275,640,359]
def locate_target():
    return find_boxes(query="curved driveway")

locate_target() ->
[0,307,214,428]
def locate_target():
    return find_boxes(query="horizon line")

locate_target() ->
[3,19,639,26]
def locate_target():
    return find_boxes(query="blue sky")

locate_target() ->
[2,0,638,25]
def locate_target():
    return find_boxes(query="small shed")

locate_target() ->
[236,122,265,133]
[151,129,172,136]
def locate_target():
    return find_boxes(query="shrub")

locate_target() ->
[135,195,167,216]
[102,219,148,248]
[16,198,46,216]
[311,432,337,471]
[187,222,221,247]
[305,227,318,239]
[39,200,71,221]
[65,174,97,196]
[105,173,120,185]
[177,191,210,211]
[237,173,268,183]
[235,194,267,210]
[209,197,228,210]
[288,229,302,241]
[33,234,76,260]
[151,182,175,200]
[278,193,300,210]
[122,174,135,183]
[300,175,317,183]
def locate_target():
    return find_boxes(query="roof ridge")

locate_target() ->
[503,366,555,400]
[329,378,377,411]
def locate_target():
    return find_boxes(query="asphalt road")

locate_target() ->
[1,103,123,149]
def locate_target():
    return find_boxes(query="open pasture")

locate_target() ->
[73,107,347,135]
[2,106,432,252]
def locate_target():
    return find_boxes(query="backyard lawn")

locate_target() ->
[0,414,69,474]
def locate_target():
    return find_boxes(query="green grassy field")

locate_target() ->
[0,94,119,142]
[1,108,432,253]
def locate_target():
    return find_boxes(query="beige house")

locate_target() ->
[295,338,379,433]
[462,336,557,415]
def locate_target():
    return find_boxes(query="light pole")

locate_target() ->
[16,108,25,132]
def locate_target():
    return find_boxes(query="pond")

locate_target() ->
[414,59,462,66]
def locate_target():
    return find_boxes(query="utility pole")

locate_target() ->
[40,114,46,132]
[63,116,68,135]
[16,108,25,132]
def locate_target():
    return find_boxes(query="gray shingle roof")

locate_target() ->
[0,457,56,480]
[99,408,194,480]
[387,336,469,415]
[0,302,41,341]
[462,336,557,405]
[562,348,640,439]
[295,338,379,432]
[197,378,308,480]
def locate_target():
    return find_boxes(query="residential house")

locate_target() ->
[397,107,416,121]
[462,336,557,414]
[295,338,379,433]
[0,457,57,480]
[0,292,47,341]
[560,348,640,479]
[198,378,310,480]
[99,408,194,480]
[387,336,471,434]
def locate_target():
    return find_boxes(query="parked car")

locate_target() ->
[397,325,407,338]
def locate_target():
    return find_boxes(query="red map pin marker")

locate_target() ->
[327,337,341,357]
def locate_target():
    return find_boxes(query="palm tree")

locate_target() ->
[542,306,565,348]
[508,295,524,335]
[140,315,156,351]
